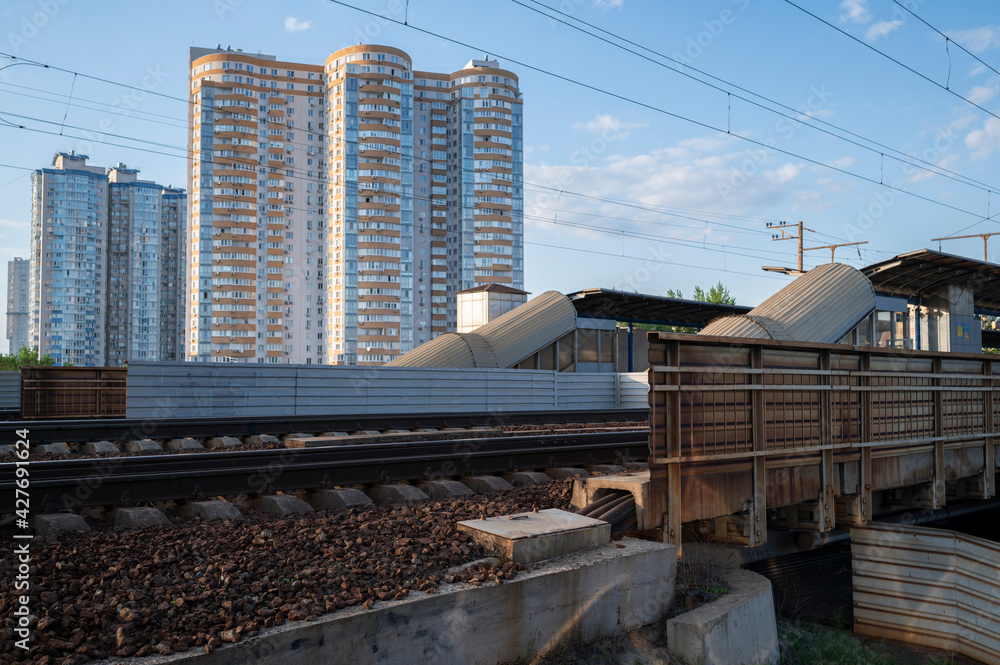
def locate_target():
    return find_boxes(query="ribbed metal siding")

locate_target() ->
[700,264,875,344]
[475,290,577,369]
[389,290,576,369]
[853,523,1000,662]
[700,314,775,340]
[386,333,478,368]
[460,333,499,367]
[125,362,648,418]
[0,372,19,411]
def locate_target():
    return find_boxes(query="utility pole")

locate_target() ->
[930,232,1000,262]
[804,241,868,263]
[767,221,813,272]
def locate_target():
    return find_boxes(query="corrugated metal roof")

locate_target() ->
[863,248,1000,313]
[699,314,778,340]
[475,290,577,368]
[388,290,577,368]
[387,333,477,368]
[700,263,875,343]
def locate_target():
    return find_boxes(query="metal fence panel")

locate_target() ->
[126,362,651,418]
[0,371,19,411]
[852,522,1000,662]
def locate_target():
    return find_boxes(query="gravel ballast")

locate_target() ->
[0,481,573,664]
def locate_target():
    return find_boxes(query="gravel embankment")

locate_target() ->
[0,480,572,664]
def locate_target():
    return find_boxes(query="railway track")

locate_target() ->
[2,408,649,446]
[0,430,649,512]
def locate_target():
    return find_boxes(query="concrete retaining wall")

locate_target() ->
[124,539,676,665]
[126,361,649,418]
[666,569,780,665]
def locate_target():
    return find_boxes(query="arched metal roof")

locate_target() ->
[388,290,576,368]
[700,263,875,343]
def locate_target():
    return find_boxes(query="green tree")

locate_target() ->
[0,346,57,371]
[622,282,736,333]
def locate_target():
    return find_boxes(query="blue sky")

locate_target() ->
[2,0,1000,340]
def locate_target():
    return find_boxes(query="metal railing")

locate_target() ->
[647,332,997,547]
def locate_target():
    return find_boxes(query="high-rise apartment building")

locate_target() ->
[187,45,522,365]
[6,257,29,354]
[29,152,186,366]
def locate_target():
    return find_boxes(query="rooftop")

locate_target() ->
[862,248,1000,314]
[566,288,752,329]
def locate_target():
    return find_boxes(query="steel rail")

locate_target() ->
[0,430,649,511]
[3,408,650,446]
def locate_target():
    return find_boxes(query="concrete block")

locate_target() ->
[353,430,382,436]
[157,539,675,665]
[415,428,439,432]
[257,494,315,516]
[458,508,610,564]
[666,569,780,665]
[245,434,281,445]
[207,436,242,449]
[81,441,119,455]
[0,444,14,457]
[165,438,204,452]
[319,431,350,438]
[549,467,589,479]
[312,488,373,512]
[507,471,552,487]
[369,484,429,504]
[124,439,163,454]
[464,476,514,494]
[35,442,72,455]
[33,513,91,538]
[186,500,242,522]
[571,471,656,530]
[588,464,626,475]
[420,480,475,499]
[385,429,411,434]
[112,507,170,529]
[624,462,649,470]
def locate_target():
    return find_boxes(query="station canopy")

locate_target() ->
[862,249,1000,315]
[566,288,752,329]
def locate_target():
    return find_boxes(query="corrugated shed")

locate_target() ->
[388,290,576,368]
[700,263,875,344]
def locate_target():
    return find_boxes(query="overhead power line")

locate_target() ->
[516,0,1000,194]
[890,1,1000,81]
[783,0,1000,127]
[325,0,995,223]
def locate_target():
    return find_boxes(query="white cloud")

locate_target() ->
[592,0,623,9]
[969,64,988,77]
[965,117,1000,159]
[573,113,646,139]
[865,20,902,41]
[763,163,803,184]
[967,83,999,105]
[525,141,816,241]
[839,0,870,24]
[828,156,856,169]
[946,26,1000,53]
[284,17,312,32]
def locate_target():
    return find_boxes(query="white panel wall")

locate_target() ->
[125,361,649,418]
[0,371,18,411]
